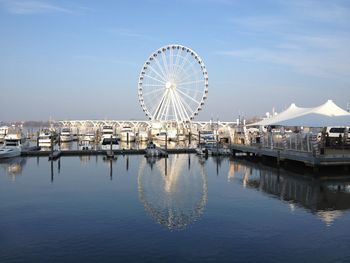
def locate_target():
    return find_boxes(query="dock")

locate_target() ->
[230,143,350,167]
[21,148,196,157]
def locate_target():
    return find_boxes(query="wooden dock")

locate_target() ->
[229,144,350,167]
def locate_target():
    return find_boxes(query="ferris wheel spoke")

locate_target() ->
[175,53,197,82]
[142,83,166,87]
[176,58,201,84]
[171,93,183,120]
[161,94,171,120]
[176,89,201,105]
[153,90,168,120]
[174,52,190,80]
[142,87,165,96]
[170,48,174,79]
[147,64,167,82]
[176,91,195,116]
[173,49,182,78]
[144,74,166,84]
[177,79,204,86]
[153,56,168,80]
[174,91,190,120]
[161,51,170,79]
[177,86,201,92]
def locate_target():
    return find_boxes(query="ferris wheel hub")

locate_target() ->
[166,81,176,90]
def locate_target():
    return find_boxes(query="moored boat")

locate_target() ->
[60,128,73,142]
[120,126,135,142]
[38,129,54,148]
[101,137,119,150]
[0,129,29,159]
[0,126,8,144]
[0,147,21,158]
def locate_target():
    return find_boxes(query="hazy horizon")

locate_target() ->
[0,0,349,122]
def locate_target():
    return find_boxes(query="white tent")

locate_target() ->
[252,100,350,127]
[250,103,310,126]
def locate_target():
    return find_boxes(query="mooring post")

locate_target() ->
[127,132,129,145]
[50,133,54,157]
[36,132,39,148]
[110,135,113,155]
[189,131,192,144]
[165,132,168,150]
[199,131,201,145]
[51,160,54,182]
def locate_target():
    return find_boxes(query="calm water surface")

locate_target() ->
[1,155,350,263]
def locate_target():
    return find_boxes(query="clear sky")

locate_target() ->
[0,0,349,121]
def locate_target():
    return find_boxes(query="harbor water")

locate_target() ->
[1,155,350,262]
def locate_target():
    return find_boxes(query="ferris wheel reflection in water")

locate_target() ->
[138,154,208,230]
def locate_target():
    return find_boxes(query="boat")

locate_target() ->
[101,125,116,139]
[0,147,21,158]
[0,126,8,144]
[38,129,54,148]
[144,141,168,157]
[101,137,119,150]
[60,128,73,142]
[137,130,149,142]
[0,129,29,159]
[120,126,135,142]
[80,132,95,142]
[167,129,178,141]
[154,131,168,141]
[200,130,217,144]
[79,140,93,151]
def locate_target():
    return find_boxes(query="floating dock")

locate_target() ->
[21,148,196,157]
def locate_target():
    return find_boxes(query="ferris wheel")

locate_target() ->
[138,44,208,123]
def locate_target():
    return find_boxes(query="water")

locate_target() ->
[1,155,350,263]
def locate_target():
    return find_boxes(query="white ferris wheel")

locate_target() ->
[138,44,208,123]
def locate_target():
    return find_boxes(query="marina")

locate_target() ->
[1,1,350,260]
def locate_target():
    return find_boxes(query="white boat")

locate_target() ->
[38,129,53,147]
[81,133,95,142]
[0,129,29,159]
[137,131,149,142]
[101,137,119,150]
[154,131,168,141]
[60,128,73,142]
[167,129,178,141]
[4,130,29,149]
[120,126,135,142]
[0,147,21,158]
[101,126,116,140]
[79,140,93,151]
[0,126,8,144]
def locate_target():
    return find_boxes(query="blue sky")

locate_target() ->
[0,0,349,121]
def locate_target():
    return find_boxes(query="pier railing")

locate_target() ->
[260,132,316,153]
[239,131,350,157]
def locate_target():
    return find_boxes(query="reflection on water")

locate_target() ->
[0,157,27,179]
[227,158,350,226]
[2,154,350,262]
[138,155,208,230]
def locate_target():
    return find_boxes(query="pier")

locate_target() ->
[230,143,350,167]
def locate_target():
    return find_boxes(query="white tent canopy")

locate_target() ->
[250,100,350,128]
[251,103,310,126]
